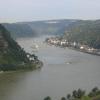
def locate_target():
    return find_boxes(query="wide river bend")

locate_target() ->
[0,36,100,100]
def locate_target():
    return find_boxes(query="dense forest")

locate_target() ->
[0,24,41,71]
[64,20,100,49]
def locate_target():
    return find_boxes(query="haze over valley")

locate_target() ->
[0,0,100,100]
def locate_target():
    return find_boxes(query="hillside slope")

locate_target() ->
[21,19,77,36]
[64,20,100,49]
[0,24,40,71]
[3,23,37,39]
[3,19,77,39]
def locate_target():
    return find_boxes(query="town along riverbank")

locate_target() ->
[45,37,100,56]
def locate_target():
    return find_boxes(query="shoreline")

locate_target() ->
[0,61,43,73]
[68,47,100,56]
[46,42,100,56]
[45,37,100,56]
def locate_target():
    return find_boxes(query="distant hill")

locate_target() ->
[3,23,37,39]
[0,24,39,71]
[64,20,100,49]
[3,19,77,39]
[20,19,77,36]
[3,19,100,49]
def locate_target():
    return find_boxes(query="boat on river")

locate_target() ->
[31,43,39,52]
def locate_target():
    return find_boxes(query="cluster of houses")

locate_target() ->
[46,37,68,46]
[45,37,99,54]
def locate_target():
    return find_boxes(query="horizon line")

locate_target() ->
[1,18,100,24]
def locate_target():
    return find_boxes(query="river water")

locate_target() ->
[0,36,100,100]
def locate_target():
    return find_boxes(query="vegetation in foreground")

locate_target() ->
[44,87,100,100]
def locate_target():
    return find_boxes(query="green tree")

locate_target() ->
[67,94,71,100]
[44,96,51,100]
[61,97,66,100]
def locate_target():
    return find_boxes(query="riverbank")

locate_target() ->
[69,47,100,56]
[0,61,43,72]
[45,37,100,56]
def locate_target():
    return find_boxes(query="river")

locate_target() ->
[0,35,100,100]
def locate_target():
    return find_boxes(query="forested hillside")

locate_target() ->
[0,24,40,71]
[21,19,77,36]
[64,20,100,49]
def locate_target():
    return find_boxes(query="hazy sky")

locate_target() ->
[0,0,100,22]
